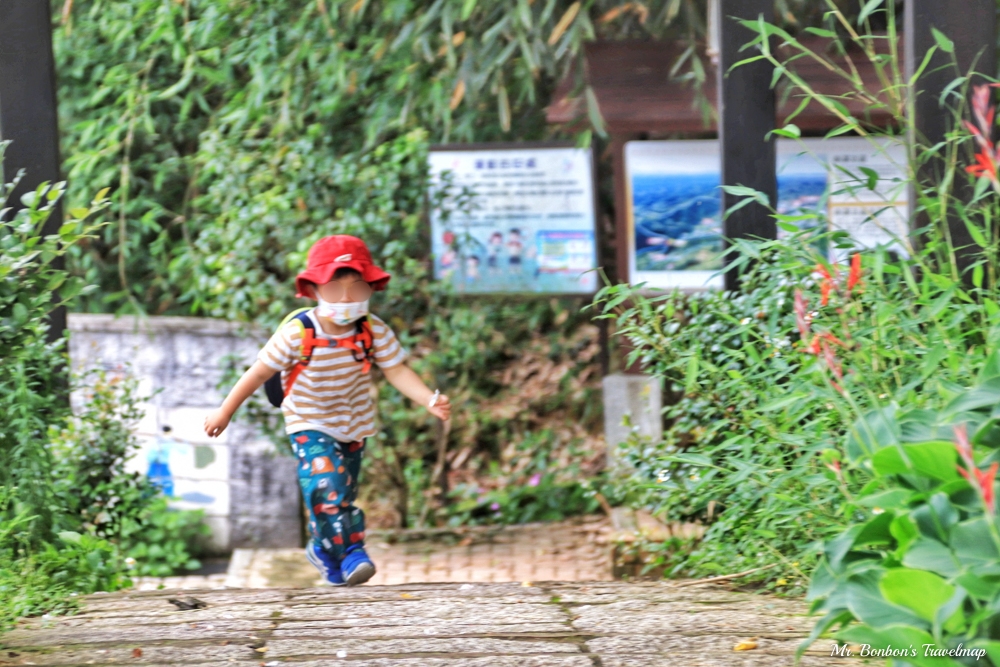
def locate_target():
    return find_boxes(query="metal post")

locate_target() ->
[717,0,777,291]
[906,0,996,275]
[0,0,66,342]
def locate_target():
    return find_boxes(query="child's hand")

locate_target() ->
[204,409,232,438]
[427,393,451,421]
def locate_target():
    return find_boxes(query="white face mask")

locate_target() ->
[316,298,369,326]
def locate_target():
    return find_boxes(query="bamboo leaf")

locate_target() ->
[449,79,466,110]
[857,0,884,26]
[497,84,511,132]
[547,1,579,46]
[931,27,954,54]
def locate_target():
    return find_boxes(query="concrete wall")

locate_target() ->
[67,314,302,555]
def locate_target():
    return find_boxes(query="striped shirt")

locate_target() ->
[257,310,407,442]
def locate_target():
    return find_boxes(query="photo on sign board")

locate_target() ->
[428,146,598,295]
[624,137,908,291]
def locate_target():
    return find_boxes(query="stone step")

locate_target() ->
[0,581,860,667]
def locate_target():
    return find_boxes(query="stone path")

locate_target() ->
[0,581,854,666]
[131,517,614,591]
[227,517,613,588]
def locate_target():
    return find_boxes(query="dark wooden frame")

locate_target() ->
[0,0,65,343]
[718,0,777,291]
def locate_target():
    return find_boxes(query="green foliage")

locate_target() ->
[0,502,130,634]
[0,141,109,544]
[51,0,860,528]
[53,0,707,316]
[0,153,205,631]
[50,369,210,578]
[595,0,1000,599]
[446,474,599,526]
[121,497,210,577]
[802,382,1000,665]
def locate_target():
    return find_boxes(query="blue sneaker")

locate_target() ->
[305,542,345,586]
[341,545,376,586]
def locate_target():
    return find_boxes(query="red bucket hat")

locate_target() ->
[295,235,391,298]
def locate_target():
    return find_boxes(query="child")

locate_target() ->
[506,228,523,272]
[204,235,451,586]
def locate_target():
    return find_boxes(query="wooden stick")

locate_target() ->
[672,563,777,588]
[593,492,614,518]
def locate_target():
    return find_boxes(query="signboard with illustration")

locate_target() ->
[428,145,598,294]
[625,137,909,291]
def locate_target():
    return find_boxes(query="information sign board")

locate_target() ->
[625,137,909,290]
[429,145,598,294]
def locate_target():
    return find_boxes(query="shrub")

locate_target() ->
[802,378,1000,664]
[51,368,210,577]
[594,1,1000,603]
[0,148,205,631]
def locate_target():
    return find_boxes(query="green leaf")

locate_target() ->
[902,538,961,578]
[912,493,959,542]
[460,0,477,20]
[979,350,1000,382]
[880,568,955,622]
[955,572,1000,599]
[859,166,879,191]
[759,393,807,412]
[857,0,884,25]
[771,123,801,139]
[826,524,863,571]
[890,514,919,556]
[872,441,960,482]
[931,27,955,54]
[856,488,912,510]
[684,355,699,394]
[58,531,82,545]
[845,405,900,460]
[846,569,927,629]
[856,511,895,546]
[804,27,837,38]
[68,207,90,219]
[964,219,989,248]
[943,377,1000,416]
[950,518,1000,571]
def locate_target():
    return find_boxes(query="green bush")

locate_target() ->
[51,368,210,578]
[594,1,1000,602]
[0,503,130,632]
[803,378,1000,664]
[0,148,206,631]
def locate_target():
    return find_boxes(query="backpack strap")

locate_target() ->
[284,311,331,397]
[335,315,377,373]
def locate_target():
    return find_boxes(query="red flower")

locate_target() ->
[964,84,1000,191]
[815,263,835,306]
[794,290,810,340]
[848,254,862,293]
[808,335,821,355]
[820,339,844,382]
[806,332,847,356]
[959,463,999,514]
[818,331,849,349]
[954,424,998,513]
[954,424,975,468]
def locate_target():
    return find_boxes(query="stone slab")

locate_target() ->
[0,581,869,667]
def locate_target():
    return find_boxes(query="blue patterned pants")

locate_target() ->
[290,431,366,561]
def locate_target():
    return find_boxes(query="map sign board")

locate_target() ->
[429,144,598,294]
[625,137,909,290]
